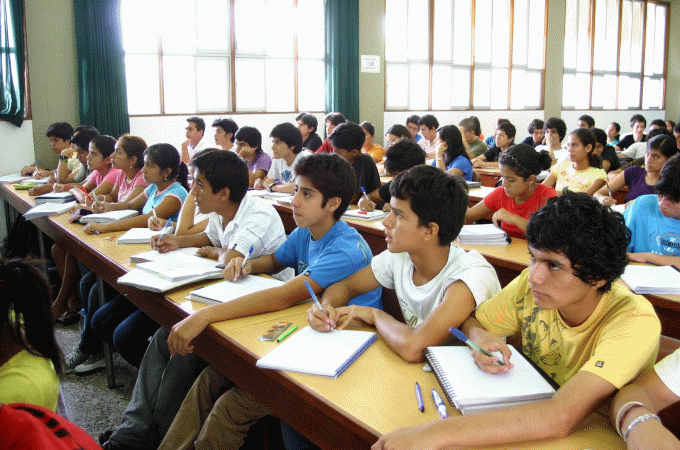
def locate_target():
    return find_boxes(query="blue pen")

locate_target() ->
[304,280,334,330]
[432,389,448,418]
[449,327,506,366]
[240,244,255,272]
[360,186,370,202]
[154,219,173,250]
[415,382,424,412]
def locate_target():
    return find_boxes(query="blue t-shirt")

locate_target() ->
[274,221,382,309]
[431,154,473,181]
[624,194,680,257]
[142,182,188,222]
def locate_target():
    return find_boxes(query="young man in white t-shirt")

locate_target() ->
[253,122,308,194]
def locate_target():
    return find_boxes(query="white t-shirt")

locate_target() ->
[268,152,309,184]
[655,348,680,397]
[371,245,501,328]
[620,141,647,159]
[188,137,212,161]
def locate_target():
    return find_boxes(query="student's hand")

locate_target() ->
[83,222,108,235]
[92,202,111,214]
[491,208,512,228]
[598,195,615,206]
[626,419,680,450]
[358,196,376,212]
[148,215,167,231]
[28,184,53,196]
[627,252,654,264]
[167,310,211,356]
[34,168,52,179]
[307,303,340,331]
[472,159,484,168]
[470,331,513,374]
[223,256,252,282]
[21,165,35,176]
[53,183,66,192]
[372,423,439,450]
[332,305,376,330]
[253,178,265,190]
[197,246,221,260]
[152,233,179,253]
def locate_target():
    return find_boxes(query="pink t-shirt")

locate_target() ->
[88,167,122,188]
[483,184,557,238]
[113,169,148,202]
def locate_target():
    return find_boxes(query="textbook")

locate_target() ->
[465,180,482,188]
[342,209,389,221]
[425,345,557,415]
[34,192,76,204]
[0,173,29,184]
[256,326,377,378]
[458,224,510,245]
[621,265,680,295]
[79,209,139,224]
[189,275,284,305]
[23,201,77,221]
[117,253,223,293]
[117,227,171,245]
[130,247,201,263]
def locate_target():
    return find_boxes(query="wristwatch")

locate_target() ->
[268,183,275,192]
[59,155,69,162]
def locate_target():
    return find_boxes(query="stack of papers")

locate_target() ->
[24,201,77,220]
[458,224,510,245]
[20,178,49,185]
[189,275,284,305]
[34,192,76,204]
[342,209,389,221]
[117,227,170,245]
[79,209,139,224]
[621,265,680,295]
[0,173,29,184]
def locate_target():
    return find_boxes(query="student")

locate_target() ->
[675,123,680,150]
[466,144,555,238]
[459,117,488,157]
[296,112,323,152]
[98,134,149,206]
[484,118,510,147]
[521,118,545,147]
[417,114,439,157]
[406,115,422,142]
[373,191,661,450]
[667,120,676,132]
[591,128,621,173]
[211,117,238,151]
[536,117,568,164]
[330,122,381,203]
[358,139,426,212]
[21,121,74,178]
[432,125,472,180]
[0,258,62,411]
[542,128,607,195]
[384,124,413,147]
[624,155,680,266]
[608,122,621,146]
[181,116,210,163]
[154,153,382,450]
[596,134,678,207]
[621,121,668,160]
[315,112,346,153]
[234,126,271,187]
[615,114,647,152]
[577,114,595,129]
[254,122,307,193]
[611,348,680,449]
[472,121,516,168]
[361,121,385,163]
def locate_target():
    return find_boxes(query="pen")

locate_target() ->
[240,244,254,272]
[360,186,370,203]
[449,327,506,366]
[154,219,173,250]
[431,389,448,418]
[304,280,334,330]
[276,324,298,342]
[605,180,613,200]
[80,185,94,204]
[415,382,424,412]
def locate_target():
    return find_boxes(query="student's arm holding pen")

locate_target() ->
[150,229,212,253]
[460,315,513,372]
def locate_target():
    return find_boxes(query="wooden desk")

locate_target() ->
[476,168,502,187]
[0,185,627,449]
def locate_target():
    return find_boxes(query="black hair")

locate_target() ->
[646,127,671,141]
[270,122,303,154]
[650,119,667,130]
[578,115,595,128]
[329,122,365,152]
[187,116,205,133]
[294,153,356,220]
[386,124,413,141]
[499,144,551,179]
[144,143,189,191]
[296,113,318,134]
[667,120,676,130]
[234,126,263,154]
[383,140,426,175]
[91,135,117,158]
[497,121,517,140]
[544,117,567,141]
[417,114,439,130]
[390,165,468,246]
[324,112,346,127]
[1,257,64,376]
[497,118,510,126]
[360,121,375,137]
[73,125,99,135]
[212,118,239,142]
[649,135,679,161]
[656,155,680,202]
[674,122,680,134]
[591,128,607,148]
[527,118,545,134]
[526,190,630,293]
[569,128,602,169]
[471,116,482,136]
[117,134,147,169]
[70,129,100,152]
[192,149,248,203]
[610,122,621,134]
[45,122,74,141]
[458,117,476,133]
[406,115,420,126]
[437,125,469,166]
[629,114,647,128]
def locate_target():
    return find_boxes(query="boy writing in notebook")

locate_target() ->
[155,153,382,450]
[373,191,661,450]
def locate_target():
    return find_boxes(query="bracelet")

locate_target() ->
[268,183,275,192]
[623,413,661,442]
[615,401,646,437]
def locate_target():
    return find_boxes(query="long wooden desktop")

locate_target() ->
[0,184,627,449]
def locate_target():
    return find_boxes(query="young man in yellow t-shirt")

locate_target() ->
[374,191,661,450]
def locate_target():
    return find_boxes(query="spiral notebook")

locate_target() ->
[425,345,557,415]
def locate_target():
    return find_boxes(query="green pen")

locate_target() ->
[276,325,298,343]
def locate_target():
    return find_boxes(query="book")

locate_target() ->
[189,275,285,305]
[465,180,481,188]
[256,326,377,378]
[117,227,169,245]
[247,190,293,199]
[23,201,77,220]
[130,247,201,263]
[19,178,49,185]
[342,209,389,221]
[79,209,139,224]
[0,173,29,184]
[276,195,295,205]
[458,224,510,245]
[621,265,680,295]
[34,192,76,204]
[425,345,557,415]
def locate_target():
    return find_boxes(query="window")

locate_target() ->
[120,0,324,115]
[384,0,547,111]
[0,0,29,122]
[562,0,668,110]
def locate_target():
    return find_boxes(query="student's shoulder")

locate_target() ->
[602,281,660,327]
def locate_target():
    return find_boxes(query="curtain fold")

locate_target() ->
[324,0,359,123]
[73,0,130,136]
[0,0,25,127]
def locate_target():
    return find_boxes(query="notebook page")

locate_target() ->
[621,265,680,294]
[189,276,284,303]
[117,228,160,244]
[136,253,222,280]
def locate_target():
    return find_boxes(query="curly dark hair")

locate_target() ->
[525,190,630,293]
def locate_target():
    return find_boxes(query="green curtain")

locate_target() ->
[73,0,129,136]
[0,0,25,127]
[324,0,359,123]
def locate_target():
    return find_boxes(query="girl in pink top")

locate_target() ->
[94,134,149,208]
[67,135,120,204]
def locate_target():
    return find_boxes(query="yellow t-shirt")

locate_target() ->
[0,350,60,411]
[550,160,607,193]
[364,144,385,163]
[475,269,660,387]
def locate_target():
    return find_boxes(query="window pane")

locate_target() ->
[642,77,661,109]
[511,69,540,109]
[433,0,452,61]
[475,0,492,63]
[298,60,325,111]
[432,65,451,109]
[386,64,409,108]
[619,1,632,72]
[385,0,408,62]
[196,58,229,112]
[592,75,604,108]
[452,0,471,64]
[235,0,267,54]
[121,0,158,53]
[196,0,230,52]
[574,72,590,109]
[562,73,575,108]
[603,73,617,109]
[125,55,161,114]
[451,68,470,108]
[235,58,265,111]
[163,56,196,113]
[490,0,510,67]
[654,6,666,74]
[297,0,324,58]
[160,0,197,54]
[473,69,491,108]
[513,0,528,67]
[527,0,545,70]
[490,68,508,109]
[266,59,294,111]
[576,0,591,72]
[407,0,429,60]
[564,0,577,69]
[408,64,429,110]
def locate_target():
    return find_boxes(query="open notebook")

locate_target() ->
[256,326,377,378]
[79,209,139,224]
[189,276,284,305]
[24,201,77,221]
[425,345,557,415]
[621,264,680,295]
[117,227,172,244]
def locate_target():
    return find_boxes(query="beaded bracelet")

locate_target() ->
[615,401,645,437]
[623,413,661,442]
